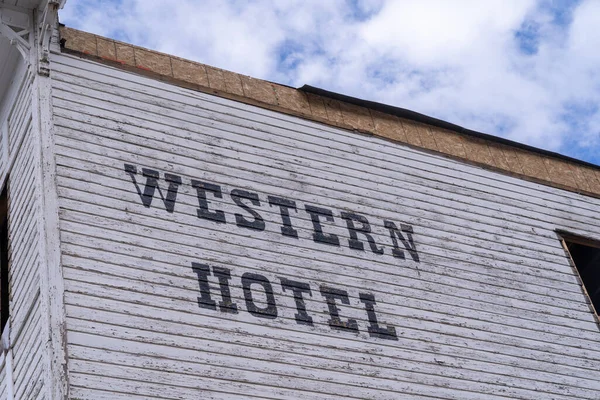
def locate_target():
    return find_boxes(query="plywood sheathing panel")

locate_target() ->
[171,57,209,87]
[322,98,344,125]
[515,150,551,182]
[205,66,227,92]
[273,85,312,116]
[400,120,424,147]
[544,158,577,189]
[570,165,593,193]
[432,129,467,159]
[415,125,439,152]
[58,26,600,198]
[494,144,525,175]
[221,70,245,96]
[240,75,277,105]
[371,111,408,143]
[305,93,329,119]
[585,168,600,193]
[339,102,375,132]
[463,136,495,166]
[61,28,97,55]
[114,43,135,66]
[133,48,173,76]
[96,38,116,60]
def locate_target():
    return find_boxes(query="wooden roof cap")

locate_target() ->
[58,26,600,199]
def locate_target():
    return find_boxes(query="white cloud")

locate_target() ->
[568,0,600,67]
[60,0,600,164]
[360,1,535,65]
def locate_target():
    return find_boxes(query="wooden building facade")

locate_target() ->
[1,1,600,398]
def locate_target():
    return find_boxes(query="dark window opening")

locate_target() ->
[560,233,600,317]
[0,183,8,332]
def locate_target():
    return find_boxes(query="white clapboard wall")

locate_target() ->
[0,55,46,399]
[51,52,600,400]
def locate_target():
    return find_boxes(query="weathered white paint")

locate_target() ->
[6,74,47,400]
[49,53,600,399]
[0,13,59,396]
[31,13,69,400]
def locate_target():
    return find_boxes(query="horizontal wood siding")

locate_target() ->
[52,54,600,399]
[4,66,45,399]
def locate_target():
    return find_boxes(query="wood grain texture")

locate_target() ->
[52,54,600,399]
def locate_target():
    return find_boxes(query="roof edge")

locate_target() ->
[56,26,600,199]
[301,85,599,171]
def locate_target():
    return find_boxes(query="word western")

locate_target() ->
[192,263,398,340]
[125,163,419,262]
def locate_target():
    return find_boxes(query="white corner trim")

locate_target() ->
[31,50,69,400]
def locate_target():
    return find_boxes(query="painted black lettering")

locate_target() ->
[305,205,340,246]
[384,220,419,262]
[124,164,181,213]
[191,180,226,223]
[213,266,238,314]
[280,278,313,326]
[359,293,398,340]
[191,263,216,310]
[268,196,298,238]
[242,273,278,319]
[341,212,384,254]
[319,285,358,333]
[231,189,265,231]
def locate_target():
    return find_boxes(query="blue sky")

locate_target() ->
[60,0,600,165]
